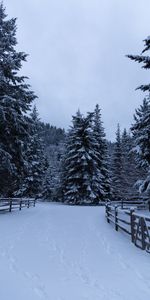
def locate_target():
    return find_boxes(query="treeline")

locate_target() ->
[0,3,64,198]
[40,123,65,146]
[0,4,150,204]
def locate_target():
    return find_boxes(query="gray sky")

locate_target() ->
[6,0,150,140]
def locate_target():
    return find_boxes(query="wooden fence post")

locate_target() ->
[115,206,118,231]
[9,199,12,212]
[141,217,146,250]
[130,209,135,243]
[106,205,110,223]
[121,200,123,209]
[148,200,150,212]
[19,200,22,211]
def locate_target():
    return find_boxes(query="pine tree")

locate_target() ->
[61,111,105,205]
[127,37,150,166]
[43,143,64,201]
[131,98,150,167]
[121,129,143,199]
[127,37,150,195]
[93,104,111,200]
[111,124,123,200]
[130,99,150,194]
[127,36,150,92]
[109,128,145,200]
[120,129,130,198]
[0,3,36,196]
[17,106,48,197]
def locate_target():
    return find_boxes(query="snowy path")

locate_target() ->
[0,203,150,300]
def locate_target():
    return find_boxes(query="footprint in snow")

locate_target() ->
[117,254,128,270]
[34,284,48,299]
[76,265,92,285]
[100,236,111,255]
[23,271,32,279]
[9,256,18,273]
[23,271,41,282]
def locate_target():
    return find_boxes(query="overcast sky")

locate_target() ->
[6,0,150,140]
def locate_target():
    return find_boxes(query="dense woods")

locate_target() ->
[0,3,149,203]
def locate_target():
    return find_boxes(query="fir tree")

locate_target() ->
[121,129,143,199]
[120,128,130,198]
[0,3,36,196]
[43,143,64,201]
[61,111,105,205]
[93,104,111,200]
[127,36,150,92]
[127,37,150,195]
[127,36,150,165]
[111,124,123,200]
[131,99,150,194]
[17,106,48,197]
[131,98,150,167]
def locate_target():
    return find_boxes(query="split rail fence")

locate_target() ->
[105,200,150,253]
[0,198,36,213]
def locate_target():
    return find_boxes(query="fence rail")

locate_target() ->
[105,201,150,253]
[107,199,150,211]
[0,198,36,213]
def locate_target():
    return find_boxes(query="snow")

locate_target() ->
[0,203,150,300]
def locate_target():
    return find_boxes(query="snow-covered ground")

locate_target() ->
[0,203,150,300]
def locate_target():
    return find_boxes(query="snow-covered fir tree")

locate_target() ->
[61,111,106,205]
[121,128,144,199]
[128,37,150,195]
[93,104,111,200]
[120,129,130,198]
[109,126,146,200]
[39,123,65,201]
[131,99,150,194]
[42,143,65,201]
[17,106,48,197]
[110,124,124,200]
[131,98,150,168]
[0,4,36,196]
[127,36,150,92]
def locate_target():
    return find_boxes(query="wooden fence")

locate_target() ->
[105,201,150,253]
[0,198,36,213]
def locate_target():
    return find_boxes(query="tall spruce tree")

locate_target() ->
[17,106,48,197]
[127,38,150,194]
[127,37,150,166]
[131,98,150,167]
[42,143,64,201]
[127,36,150,92]
[111,124,123,200]
[109,127,146,200]
[93,104,111,200]
[61,111,105,205]
[0,3,36,196]
[120,129,131,198]
[121,129,143,199]
[131,99,150,194]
